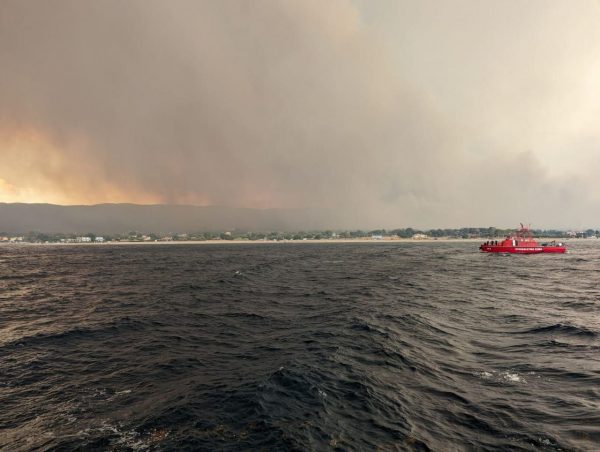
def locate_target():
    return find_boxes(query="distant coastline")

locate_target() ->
[1,237,476,245]
[2,237,594,246]
[1,204,597,242]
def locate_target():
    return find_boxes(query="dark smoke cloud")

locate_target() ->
[1,0,599,228]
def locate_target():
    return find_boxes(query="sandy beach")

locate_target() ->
[1,237,502,246]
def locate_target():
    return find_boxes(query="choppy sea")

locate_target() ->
[1,241,599,451]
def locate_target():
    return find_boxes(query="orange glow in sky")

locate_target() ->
[0,127,162,205]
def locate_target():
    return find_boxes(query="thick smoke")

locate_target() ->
[1,0,599,228]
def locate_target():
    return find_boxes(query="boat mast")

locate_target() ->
[518,223,532,240]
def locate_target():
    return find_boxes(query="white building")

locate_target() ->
[95,237,104,242]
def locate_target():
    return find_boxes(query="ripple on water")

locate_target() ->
[1,242,599,450]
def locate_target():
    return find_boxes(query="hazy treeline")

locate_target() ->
[3,228,597,243]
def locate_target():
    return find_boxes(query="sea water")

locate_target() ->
[1,242,599,450]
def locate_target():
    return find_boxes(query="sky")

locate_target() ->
[1,0,600,229]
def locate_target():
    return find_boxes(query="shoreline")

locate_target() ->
[2,237,586,246]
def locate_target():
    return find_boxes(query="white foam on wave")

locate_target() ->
[501,372,524,383]
[474,371,493,380]
[474,370,527,384]
[77,421,155,451]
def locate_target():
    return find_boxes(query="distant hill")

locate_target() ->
[0,203,321,234]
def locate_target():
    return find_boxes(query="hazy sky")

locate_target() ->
[1,0,599,228]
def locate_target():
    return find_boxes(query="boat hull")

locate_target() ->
[479,245,566,254]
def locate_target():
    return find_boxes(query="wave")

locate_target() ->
[523,323,598,338]
[0,317,147,349]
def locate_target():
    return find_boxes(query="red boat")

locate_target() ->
[479,224,566,254]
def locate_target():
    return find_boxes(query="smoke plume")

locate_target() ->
[1,0,599,228]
